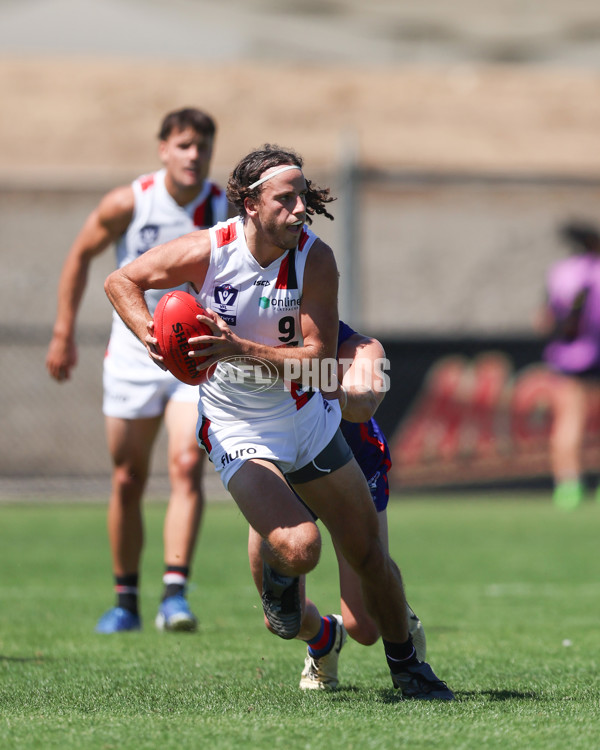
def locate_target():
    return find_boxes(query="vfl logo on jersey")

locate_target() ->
[136,225,160,254]
[214,284,239,325]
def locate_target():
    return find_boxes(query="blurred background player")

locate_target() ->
[46,107,230,632]
[537,220,600,510]
[248,320,426,690]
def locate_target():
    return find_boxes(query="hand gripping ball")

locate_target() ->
[153,290,212,385]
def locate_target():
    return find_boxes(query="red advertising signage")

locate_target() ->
[389,351,600,489]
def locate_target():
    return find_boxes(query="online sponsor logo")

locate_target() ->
[258,296,301,311]
[271,298,300,309]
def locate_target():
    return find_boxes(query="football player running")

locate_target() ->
[104,144,454,700]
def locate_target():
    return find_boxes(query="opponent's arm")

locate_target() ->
[337,333,388,423]
[46,186,134,381]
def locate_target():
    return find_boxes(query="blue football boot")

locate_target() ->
[155,594,198,632]
[95,606,141,634]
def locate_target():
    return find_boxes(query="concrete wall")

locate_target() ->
[3,170,600,487]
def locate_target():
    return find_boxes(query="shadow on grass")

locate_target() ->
[375,688,539,703]
[457,689,539,701]
[300,682,539,704]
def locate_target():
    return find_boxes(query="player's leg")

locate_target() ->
[294,458,453,700]
[288,508,392,691]
[199,409,323,639]
[96,414,161,633]
[550,373,586,509]
[294,459,408,642]
[248,517,346,690]
[229,459,321,639]
[248,524,332,639]
[247,525,312,637]
[156,398,205,632]
[230,459,321,576]
[333,509,426,660]
[333,510,387,647]
[332,470,392,647]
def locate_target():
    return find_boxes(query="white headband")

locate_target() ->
[248,165,302,189]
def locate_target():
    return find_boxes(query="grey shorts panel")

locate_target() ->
[286,427,353,484]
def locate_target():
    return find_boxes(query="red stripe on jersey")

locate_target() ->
[139,174,155,191]
[298,229,309,251]
[210,184,223,197]
[288,382,314,411]
[275,253,290,289]
[199,416,212,453]
[193,201,207,227]
[215,222,238,247]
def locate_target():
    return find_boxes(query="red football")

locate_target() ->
[153,290,212,385]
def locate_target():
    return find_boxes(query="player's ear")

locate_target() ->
[244,195,259,217]
[158,139,169,166]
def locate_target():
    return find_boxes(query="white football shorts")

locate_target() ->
[103,319,199,419]
[197,392,342,489]
[103,365,198,419]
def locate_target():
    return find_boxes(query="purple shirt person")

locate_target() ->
[544,224,600,375]
[540,220,600,510]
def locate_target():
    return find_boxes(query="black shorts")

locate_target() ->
[285,427,353,484]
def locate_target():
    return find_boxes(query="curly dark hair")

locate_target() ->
[226,144,335,223]
[158,107,216,141]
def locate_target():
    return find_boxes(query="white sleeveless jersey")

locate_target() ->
[196,216,318,421]
[106,169,228,374]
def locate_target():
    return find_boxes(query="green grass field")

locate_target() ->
[0,493,598,749]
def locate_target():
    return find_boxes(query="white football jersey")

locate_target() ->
[105,169,228,374]
[196,216,318,421]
